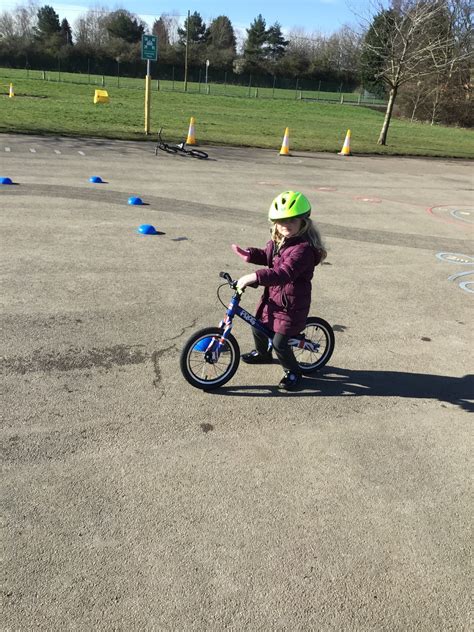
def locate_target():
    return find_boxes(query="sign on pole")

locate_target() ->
[141,35,157,135]
[141,34,158,61]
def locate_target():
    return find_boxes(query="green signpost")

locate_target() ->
[141,35,158,135]
[141,35,158,62]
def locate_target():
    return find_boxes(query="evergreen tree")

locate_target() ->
[35,5,61,41]
[360,9,398,97]
[266,22,288,60]
[244,14,267,70]
[206,15,236,51]
[177,11,206,45]
[105,9,145,44]
[59,18,73,45]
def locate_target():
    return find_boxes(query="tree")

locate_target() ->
[34,4,62,53]
[152,16,170,48]
[266,22,288,61]
[59,17,72,45]
[205,15,236,68]
[243,14,267,71]
[360,0,471,145]
[397,0,472,126]
[104,9,145,44]
[73,8,108,52]
[206,15,236,51]
[177,11,206,45]
[35,5,60,41]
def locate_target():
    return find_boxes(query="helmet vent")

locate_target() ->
[289,199,296,208]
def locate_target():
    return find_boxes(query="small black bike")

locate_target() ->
[155,127,208,159]
[180,272,335,390]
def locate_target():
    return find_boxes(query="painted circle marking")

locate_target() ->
[459,281,474,294]
[436,252,474,265]
[450,208,474,224]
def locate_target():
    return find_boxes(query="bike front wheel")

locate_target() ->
[189,149,208,159]
[180,327,240,390]
[292,317,335,374]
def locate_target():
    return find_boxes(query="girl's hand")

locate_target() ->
[237,273,258,290]
[231,244,250,262]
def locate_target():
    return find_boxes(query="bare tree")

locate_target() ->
[74,7,108,52]
[361,0,470,144]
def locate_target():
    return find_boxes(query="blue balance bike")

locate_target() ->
[180,272,335,391]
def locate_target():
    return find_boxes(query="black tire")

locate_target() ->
[189,149,208,159]
[180,327,240,390]
[158,144,178,155]
[292,317,335,374]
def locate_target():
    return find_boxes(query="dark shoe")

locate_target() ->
[241,350,273,364]
[278,370,301,391]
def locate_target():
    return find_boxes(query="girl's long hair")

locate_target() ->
[271,217,327,261]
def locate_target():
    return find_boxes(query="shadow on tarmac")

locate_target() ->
[213,368,474,412]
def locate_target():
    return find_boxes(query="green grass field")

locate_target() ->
[1,67,472,158]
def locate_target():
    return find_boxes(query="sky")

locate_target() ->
[0,0,380,38]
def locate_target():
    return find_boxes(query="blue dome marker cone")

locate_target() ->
[137,224,158,235]
[0,177,13,185]
[128,196,143,206]
[89,176,103,183]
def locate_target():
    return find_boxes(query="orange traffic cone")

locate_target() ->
[279,127,290,156]
[9,83,14,98]
[186,117,196,145]
[338,129,352,156]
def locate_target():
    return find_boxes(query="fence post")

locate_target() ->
[224,71,227,95]
[340,94,344,104]
[295,77,299,100]
[358,93,361,105]
[172,66,175,91]
[255,87,258,98]
[42,70,46,80]
[101,75,105,87]
[318,80,321,100]
[272,75,276,98]
[58,56,61,82]
[248,74,252,98]
[156,79,159,91]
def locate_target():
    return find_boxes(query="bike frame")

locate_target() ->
[203,288,318,362]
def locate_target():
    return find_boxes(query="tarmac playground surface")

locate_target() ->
[1,134,473,630]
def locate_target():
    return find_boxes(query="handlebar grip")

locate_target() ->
[219,271,233,283]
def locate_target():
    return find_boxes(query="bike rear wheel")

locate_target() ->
[189,149,208,159]
[180,327,240,390]
[292,317,335,374]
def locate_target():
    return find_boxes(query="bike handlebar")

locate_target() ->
[219,271,258,290]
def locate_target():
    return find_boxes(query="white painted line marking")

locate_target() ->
[5,147,11,152]
[78,150,85,156]
[29,148,36,153]
[54,149,61,154]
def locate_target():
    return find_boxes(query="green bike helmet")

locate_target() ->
[268,191,311,221]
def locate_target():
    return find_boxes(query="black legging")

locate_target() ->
[251,327,300,374]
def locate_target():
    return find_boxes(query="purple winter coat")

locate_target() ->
[247,236,323,336]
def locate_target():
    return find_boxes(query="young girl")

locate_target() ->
[232,190,326,391]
